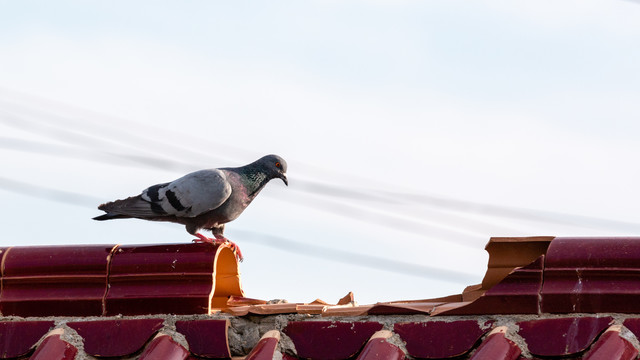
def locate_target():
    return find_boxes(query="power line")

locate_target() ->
[0,175,474,283]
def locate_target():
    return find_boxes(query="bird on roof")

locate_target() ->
[93,154,288,261]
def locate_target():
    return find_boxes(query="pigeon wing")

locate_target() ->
[141,169,232,217]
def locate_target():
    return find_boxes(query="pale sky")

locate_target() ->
[1,0,639,304]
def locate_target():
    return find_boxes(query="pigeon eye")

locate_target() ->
[275,162,281,168]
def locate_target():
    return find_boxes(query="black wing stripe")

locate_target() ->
[165,189,187,211]
[146,183,168,202]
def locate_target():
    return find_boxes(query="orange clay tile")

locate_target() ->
[29,328,78,360]
[468,326,521,360]
[0,245,115,316]
[582,325,638,360]
[356,330,405,360]
[175,319,231,358]
[245,330,280,360]
[67,318,164,357]
[367,301,443,315]
[321,304,373,317]
[284,321,383,360]
[0,321,55,358]
[105,243,243,315]
[138,333,190,360]
[517,316,613,357]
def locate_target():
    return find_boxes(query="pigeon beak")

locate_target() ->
[280,173,288,186]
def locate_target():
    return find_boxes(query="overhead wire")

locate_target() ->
[0,175,475,283]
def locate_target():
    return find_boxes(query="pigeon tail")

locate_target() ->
[93,213,130,221]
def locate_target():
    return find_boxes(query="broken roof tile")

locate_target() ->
[245,330,280,360]
[367,301,441,315]
[356,330,405,360]
[175,319,231,358]
[517,316,613,357]
[437,255,544,316]
[283,321,383,360]
[29,328,78,360]
[582,325,638,360]
[67,318,164,357]
[138,333,190,360]
[0,321,54,359]
[394,320,493,359]
[468,326,520,360]
[0,245,114,316]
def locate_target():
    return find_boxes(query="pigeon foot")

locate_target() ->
[193,233,243,262]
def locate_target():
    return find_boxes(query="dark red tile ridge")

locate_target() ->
[138,332,190,360]
[582,325,639,360]
[29,328,78,360]
[355,330,405,360]
[245,330,281,360]
[468,326,521,360]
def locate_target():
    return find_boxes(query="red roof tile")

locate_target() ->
[245,330,280,360]
[394,320,493,359]
[468,326,521,360]
[355,330,405,360]
[283,321,384,360]
[0,245,114,316]
[29,329,78,360]
[138,333,190,360]
[517,317,613,357]
[6,236,640,358]
[542,237,640,313]
[0,321,54,358]
[67,318,164,357]
[106,243,242,315]
[582,325,638,360]
[175,319,231,358]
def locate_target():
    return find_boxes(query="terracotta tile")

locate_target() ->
[296,304,327,315]
[437,255,544,315]
[246,303,301,315]
[367,301,441,315]
[227,296,267,306]
[542,237,640,313]
[139,333,190,360]
[175,319,231,358]
[321,305,373,317]
[337,292,355,305]
[223,305,251,316]
[468,326,521,360]
[245,330,280,360]
[30,328,78,360]
[283,321,383,360]
[582,325,638,360]
[0,245,114,316]
[394,320,493,359]
[67,318,164,357]
[517,316,613,357]
[0,321,54,358]
[106,243,243,315]
[355,330,405,360]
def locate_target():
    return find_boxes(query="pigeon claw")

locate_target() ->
[213,234,244,262]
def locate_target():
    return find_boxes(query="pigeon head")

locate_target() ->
[254,154,288,186]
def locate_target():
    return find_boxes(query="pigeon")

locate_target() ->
[93,154,288,261]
